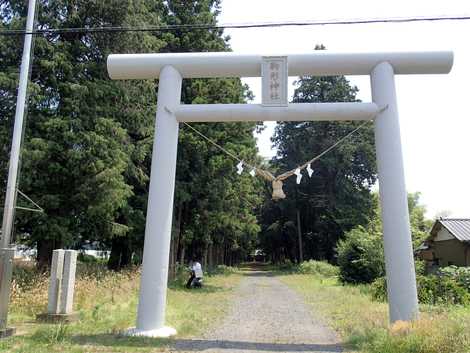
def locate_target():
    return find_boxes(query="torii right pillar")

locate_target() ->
[371,61,419,322]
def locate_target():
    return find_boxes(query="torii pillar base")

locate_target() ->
[124,326,177,338]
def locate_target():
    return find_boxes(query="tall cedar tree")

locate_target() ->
[0,0,262,269]
[259,46,377,263]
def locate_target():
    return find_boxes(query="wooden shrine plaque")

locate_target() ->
[261,56,288,107]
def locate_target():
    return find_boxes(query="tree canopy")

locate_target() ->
[1,5,433,272]
[1,0,262,269]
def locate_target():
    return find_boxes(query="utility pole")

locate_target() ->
[0,0,37,338]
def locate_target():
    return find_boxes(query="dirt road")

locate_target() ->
[172,270,342,353]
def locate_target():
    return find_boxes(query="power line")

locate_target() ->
[1,14,470,36]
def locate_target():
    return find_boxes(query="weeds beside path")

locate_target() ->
[0,265,242,353]
[282,274,470,353]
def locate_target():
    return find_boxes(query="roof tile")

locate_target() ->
[439,218,470,242]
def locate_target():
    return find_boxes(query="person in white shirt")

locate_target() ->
[186,257,203,288]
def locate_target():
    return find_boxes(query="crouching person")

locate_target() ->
[186,257,203,289]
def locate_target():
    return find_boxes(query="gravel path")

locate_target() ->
[171,270,342,353]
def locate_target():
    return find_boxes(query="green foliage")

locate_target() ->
[437,265,470,291]
[370,276,387,302]
[1,0,262,269]
[372,273,470,306]
[337,225,385,284]
[208,264,238,275]
[370,260,427,301]
[31,325,70,345]
[298,260,339,277]
[276,259,297,271]
[338,192,432,284]
[417,275,470,305]
[77,252,107,265]
[414,259,426,276]
[408,192,434,248]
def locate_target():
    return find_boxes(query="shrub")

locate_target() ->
[437,266,470,291]
[371,274,470,306]
[417,275,470,305]
[371,260,427,302]
[209,264,238,275]
[171,263,191,287]
[337,226,385,284]
[77,252,107,264]
[371,276,387,302]
[414,259,426,276]
[277,259,296,271]
[298,260,339,277]
[31,324,70,344]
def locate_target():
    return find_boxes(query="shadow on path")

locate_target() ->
[69,335,343,352]
[172,338,343,352]
[70,333,169,348]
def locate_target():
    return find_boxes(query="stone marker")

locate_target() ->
[47,249,64,314]
[59,250,77,315]
[37,249,78,323]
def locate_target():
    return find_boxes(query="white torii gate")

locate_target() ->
[107,51,453,337]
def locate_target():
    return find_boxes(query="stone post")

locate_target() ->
[47,249,64,314]
[59,250,77,314]
[38,249,78,323]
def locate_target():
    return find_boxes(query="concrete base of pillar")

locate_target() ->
[36,312,79,324]
[0,327,15,339]
[124,326,177,338]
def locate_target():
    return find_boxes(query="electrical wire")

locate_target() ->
[1,14,470,36]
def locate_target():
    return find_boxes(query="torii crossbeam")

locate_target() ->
[107,50,453,337]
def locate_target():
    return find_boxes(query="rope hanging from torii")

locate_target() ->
[182,121,370,200]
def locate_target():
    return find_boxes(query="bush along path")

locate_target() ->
[172,266,342,353]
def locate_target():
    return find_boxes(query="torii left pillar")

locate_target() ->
[128,65,182,337]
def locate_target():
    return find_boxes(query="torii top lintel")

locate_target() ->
[107,51,453,80]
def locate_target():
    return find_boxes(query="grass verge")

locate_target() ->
[281,274,470,353]
[1,264,242,353]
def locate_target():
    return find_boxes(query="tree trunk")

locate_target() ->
[107,237,132,271]
[179,244,185,267]
[169,234,176,280]
[208,243,213,270]
[220,245,223,265]
[169,204,183,280]
[36,238,58,270]
[296,208,303,263]
[203,242,209,269]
